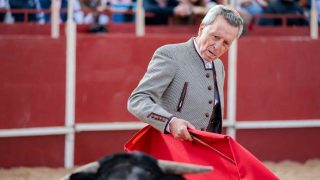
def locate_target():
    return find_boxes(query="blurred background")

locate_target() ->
[0,0,319,179]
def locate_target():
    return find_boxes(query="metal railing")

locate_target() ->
[0,7,154,24]
[252,14,309,27]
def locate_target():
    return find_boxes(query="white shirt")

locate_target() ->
[193,38,213,69]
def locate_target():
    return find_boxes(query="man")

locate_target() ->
[128,5,243,141]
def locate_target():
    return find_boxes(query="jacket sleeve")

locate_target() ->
[127,46,177,133]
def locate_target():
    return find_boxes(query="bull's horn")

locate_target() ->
[59,161,99,180]
[157,160,213,175]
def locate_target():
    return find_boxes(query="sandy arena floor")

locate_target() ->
[0,159,319,180]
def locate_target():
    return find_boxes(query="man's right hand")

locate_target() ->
[169,118,195,141]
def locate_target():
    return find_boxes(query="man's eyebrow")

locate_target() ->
[209,32,219,37]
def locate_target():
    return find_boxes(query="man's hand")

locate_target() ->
[169,118,195,141]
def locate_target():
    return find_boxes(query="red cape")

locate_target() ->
[125,125,278,180]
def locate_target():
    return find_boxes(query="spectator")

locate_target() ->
[239,0,268,15]
[9,0,45,23]
[299,0,320,25]
[79,0,109,32]
[109,0,135,23]
[171,0,217,24]
[38,0,68,23]
[318,0,320,24]
[185,0,210,15]
[38,0,84,24]
[235,6,252,33]
[0,0,8,22]
[143,0,191,25]
[235,0,268,32]
[259,0,308,26]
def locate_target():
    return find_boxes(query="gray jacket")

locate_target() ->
[128,38,225,133]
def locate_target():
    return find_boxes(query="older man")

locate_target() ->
[128,5,243,141]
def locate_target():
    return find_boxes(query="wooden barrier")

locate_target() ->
[0,34,319,167]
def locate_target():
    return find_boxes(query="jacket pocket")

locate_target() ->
[177,82,188,112]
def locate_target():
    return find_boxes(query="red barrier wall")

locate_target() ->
[237,128,320,162]
[74,130,138,165]
[237,37,320,120]
[0,34,319,167]
[0,36,66,129]
[0,136,65,167]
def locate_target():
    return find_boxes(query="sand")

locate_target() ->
[0,159,320,180]
[264,159,320,180]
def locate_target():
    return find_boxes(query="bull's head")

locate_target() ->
[60,152,213,180]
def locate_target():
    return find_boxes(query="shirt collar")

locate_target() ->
[193,38,213,69]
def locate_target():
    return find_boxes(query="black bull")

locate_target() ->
[61,152,213,180]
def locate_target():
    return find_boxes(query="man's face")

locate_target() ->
[196,15,239,62]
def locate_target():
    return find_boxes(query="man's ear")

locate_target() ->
[198,23,205,36]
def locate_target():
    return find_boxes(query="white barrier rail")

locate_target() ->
[0,126,73,137]
[1,120,320,138]
[236,120,320,129]
[76,122,147,132]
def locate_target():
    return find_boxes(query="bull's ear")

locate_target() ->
[158,160,213,175]
[59,161,100,180]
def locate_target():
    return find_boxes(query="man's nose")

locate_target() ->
[213,40,223,50]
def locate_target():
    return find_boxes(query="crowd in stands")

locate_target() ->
[0,0,319,31]
[144,0,320,27]
[144,0,219,25]
[0,0,135,32]
[237,0,316,27]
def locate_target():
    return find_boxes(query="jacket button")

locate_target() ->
[205,113,209,117]
[206,73,210,78]
[208,86,212,90]
[209,100,213,104]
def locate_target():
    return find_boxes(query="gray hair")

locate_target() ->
[202,5,244,38]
